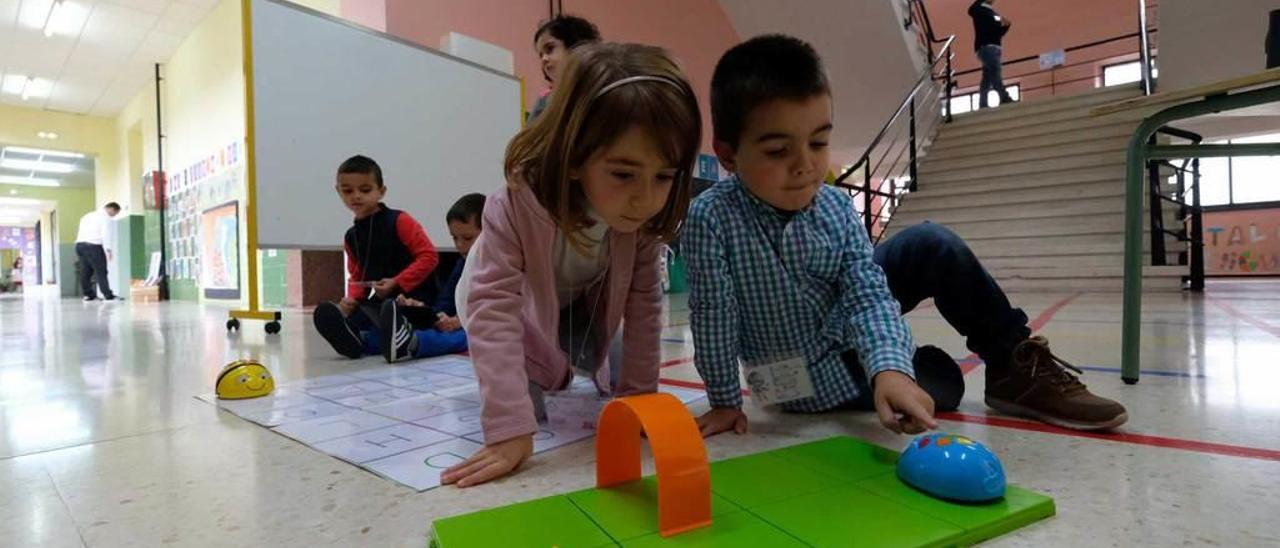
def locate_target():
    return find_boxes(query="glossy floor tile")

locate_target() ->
[2,280,1278,547]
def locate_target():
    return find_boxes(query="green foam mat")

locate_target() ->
[430,436,1055,547]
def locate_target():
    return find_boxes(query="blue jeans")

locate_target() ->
[349,302,468,359]
[359,327,468,358]
[872,222,1030,377]
[977,45,1012,108]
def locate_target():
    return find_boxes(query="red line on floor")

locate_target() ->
[958,292,1084,375]
[1207,296,1280,339]
[661,357,694,369]
[657,377,1280,462]
[938,412,1280,462]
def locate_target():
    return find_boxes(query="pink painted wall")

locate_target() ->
[382,0,740,149]
[340,0,386,31]
[926,0,1147,100]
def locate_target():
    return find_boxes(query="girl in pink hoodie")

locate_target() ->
[443,42,702,487]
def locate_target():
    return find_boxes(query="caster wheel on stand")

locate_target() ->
[265,321,282,335]
[227,318,241,332]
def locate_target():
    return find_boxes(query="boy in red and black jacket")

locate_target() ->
[313,155,467,363]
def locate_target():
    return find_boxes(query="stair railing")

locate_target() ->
[831,34,955,242]
[1147,126,1204,292]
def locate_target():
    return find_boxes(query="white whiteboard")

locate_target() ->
[249,0,521,249]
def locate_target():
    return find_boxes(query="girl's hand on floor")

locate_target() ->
[441,434,533,488]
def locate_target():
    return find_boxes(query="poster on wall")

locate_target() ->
[1204,208,1280,276]
[0,226,39,287]
[201,201,241,299]
[166,141,244,285]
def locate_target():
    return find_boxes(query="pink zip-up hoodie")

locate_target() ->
[463,179,663,444]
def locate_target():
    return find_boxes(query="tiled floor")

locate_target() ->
[2,280,1278,547]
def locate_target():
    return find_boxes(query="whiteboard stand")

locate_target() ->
[228,0,281,336]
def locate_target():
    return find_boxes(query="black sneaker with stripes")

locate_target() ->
[380,299,419,363]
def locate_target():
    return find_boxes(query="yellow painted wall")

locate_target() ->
[0,103,123,210]
[113,85,158,211]
[0,0,360,302]
[134,0,249,302]
[163,0,245,176]
[288,0,341,16]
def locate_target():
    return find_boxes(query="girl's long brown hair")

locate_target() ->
[504,42,702,244]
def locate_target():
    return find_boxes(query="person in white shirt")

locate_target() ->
[75,202,121,301]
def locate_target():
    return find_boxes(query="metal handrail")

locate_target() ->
[1146,126,1203,290]
[830,34,954,238]
[948,0,1160,99]
[838,35,956,183]
[905,0,949,61]
[953,31,1156,78]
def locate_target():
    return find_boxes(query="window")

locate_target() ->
[1102,60,1159,87]
[1178,133,1280,207]
[945,85,1021,115]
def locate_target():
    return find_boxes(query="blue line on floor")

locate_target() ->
[1077,366,1207,379]
[662,338,687,344]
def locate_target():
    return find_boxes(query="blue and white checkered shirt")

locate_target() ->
[684,177,916,411]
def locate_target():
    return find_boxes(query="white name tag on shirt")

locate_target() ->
[742,356,816,406]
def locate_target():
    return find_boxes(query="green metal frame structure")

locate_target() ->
[1121,83,1280,383]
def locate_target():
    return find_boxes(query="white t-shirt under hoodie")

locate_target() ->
[455,209,611,326]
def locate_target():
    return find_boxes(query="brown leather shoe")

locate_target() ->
[985,336,1128,430]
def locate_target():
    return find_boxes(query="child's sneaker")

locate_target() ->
[313,302,364,359]
[380,299,419,363]
[985,336,1128,430]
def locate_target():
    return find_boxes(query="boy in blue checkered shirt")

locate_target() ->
[686,35,1127,437]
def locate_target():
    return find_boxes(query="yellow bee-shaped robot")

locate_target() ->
[216,359,275,400]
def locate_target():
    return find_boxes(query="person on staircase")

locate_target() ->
[969,0,1016,108]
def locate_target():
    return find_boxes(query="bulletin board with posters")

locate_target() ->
[165,142,246,295]
[0,226,39,286]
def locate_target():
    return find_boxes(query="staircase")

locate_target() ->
[883,85,1188,292]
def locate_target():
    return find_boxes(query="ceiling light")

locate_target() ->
[2,76,51,101]
[1,75,27,95]
[0,197,42,205]
[4,146,84,159]
[43,0,65,38]
[37,132,59,140]
[0,159,74,173]
[0,175,61,187]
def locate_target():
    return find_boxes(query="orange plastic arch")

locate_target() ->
[596,393,712,537]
